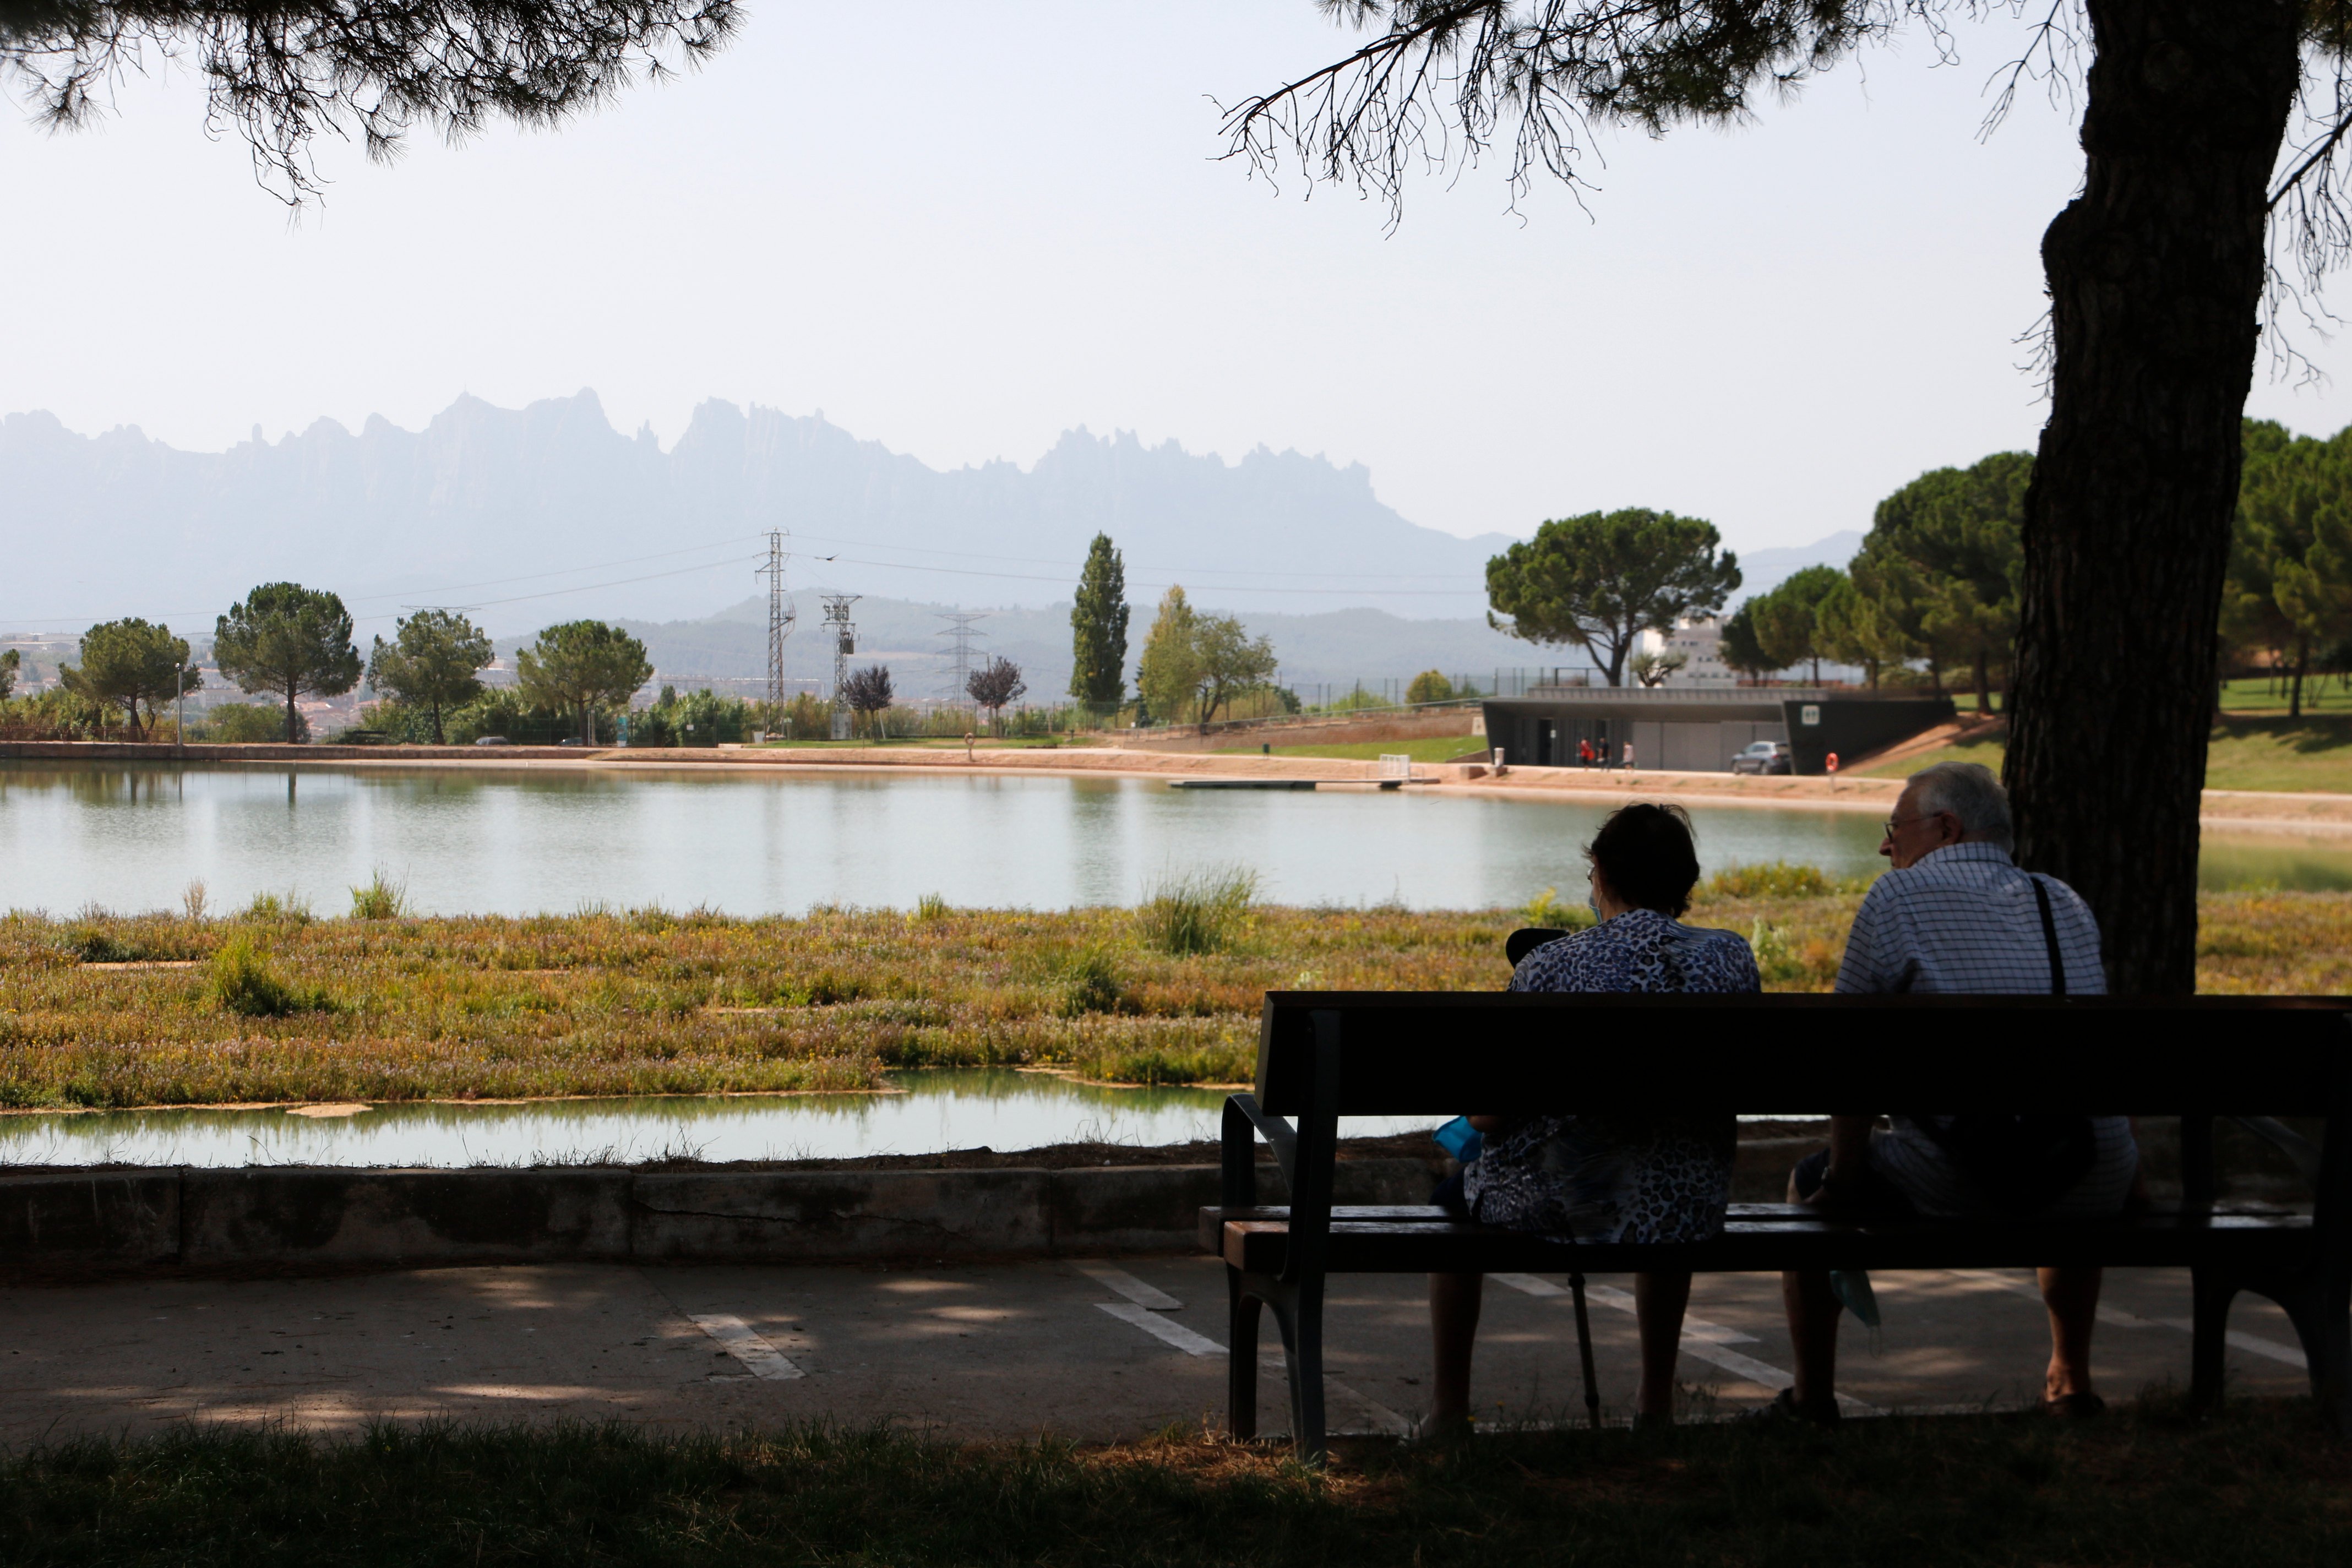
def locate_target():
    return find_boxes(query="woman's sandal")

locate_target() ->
[2039,1392,2108,1420]
[1743,1388,1842,1428]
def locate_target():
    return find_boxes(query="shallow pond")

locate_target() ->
[0,1069,1446,1169]
[10,760,2346,917]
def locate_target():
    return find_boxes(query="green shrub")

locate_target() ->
[914,893,950,922]
[1748,919,1807,984]
[204,703,303,743]
[1061,946,1126,1015]
[242,890,314,924]
[66,927,138,962]
[1516,887,1596,929]
[1704,861,1842,900]
[350,869,408,921]
[210,935,310,1017]
[1134,867,1258,955]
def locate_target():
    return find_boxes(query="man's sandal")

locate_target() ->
[2039,1392,2107,1420]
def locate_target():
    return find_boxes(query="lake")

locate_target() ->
[0,1069,1445,1168]
[3,761,2346,917]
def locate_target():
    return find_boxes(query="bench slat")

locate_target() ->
[1218,1214,2317,1276]
[1255,992,2352,1115]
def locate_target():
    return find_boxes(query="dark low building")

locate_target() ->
[1479,687,1955,775]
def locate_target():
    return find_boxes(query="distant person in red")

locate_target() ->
[1578,737,1595,768]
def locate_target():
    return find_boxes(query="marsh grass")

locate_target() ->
[914,892,950,921]
[348,869,408,921]
[209,935,328,1019]
[2,870,2346,1109]
[0,1402,2343,1568]
[1136,867,1260,955]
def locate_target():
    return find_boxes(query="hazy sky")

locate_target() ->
[8,2,2352,558]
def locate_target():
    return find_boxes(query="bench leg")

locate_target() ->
[1227,1266,1263,1441]
[2190,1266,2238,1417]
[1284,1272,1329,1463]
[2264,1273,2352,1437]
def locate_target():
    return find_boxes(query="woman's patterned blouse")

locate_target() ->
[1460,908,1760,1245]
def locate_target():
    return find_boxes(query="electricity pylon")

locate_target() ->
[821,594,861,740]
[756,531,798,707]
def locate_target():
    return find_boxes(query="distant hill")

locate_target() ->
[1733,531,1865,604]
[0,391,1513,629]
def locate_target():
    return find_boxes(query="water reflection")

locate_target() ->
[0,1069,1442,1169]
[3,760,2348,916]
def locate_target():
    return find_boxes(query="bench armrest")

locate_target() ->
[1222,1093,1298,1207]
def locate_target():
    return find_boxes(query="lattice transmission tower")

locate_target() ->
[821,594,861,739]
[935,612,987,700]
[756,530,798,707]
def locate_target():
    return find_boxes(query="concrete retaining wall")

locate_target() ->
[0,1159,1434,1278]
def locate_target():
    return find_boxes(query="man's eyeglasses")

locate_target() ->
[1882,812,1945,840]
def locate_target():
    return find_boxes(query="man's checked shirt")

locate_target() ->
[1834,841,2105,995]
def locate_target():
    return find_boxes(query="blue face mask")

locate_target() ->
[1588,890,1603,921]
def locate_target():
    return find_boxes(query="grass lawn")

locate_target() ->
[1860,715,2352,793]
[2,1402,2343,1567]
[2219,676,2352,712]
[1215,737,1484,763]
[7,875,2348,1109]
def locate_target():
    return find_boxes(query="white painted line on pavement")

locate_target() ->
[1494,1271,1877,1414]
[1075,1262,1184,1311]
[1944,1270,2309,1368]
[690,1314,804,1381]
[1495,1274,1759,1344]
[1097,1301,1226,1356]
[1091,1303,1413,1435]
[2149,1319,2308,1368]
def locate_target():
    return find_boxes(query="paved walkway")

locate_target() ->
[0,1259,2311,1444]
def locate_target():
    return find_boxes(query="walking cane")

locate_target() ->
[1568,1271,1602,1429]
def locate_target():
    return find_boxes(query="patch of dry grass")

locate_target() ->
[0,879,2341,1108]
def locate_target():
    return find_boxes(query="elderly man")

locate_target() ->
[1772,761,2140,1423]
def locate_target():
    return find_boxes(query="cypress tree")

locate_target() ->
[1069,533,1131,707]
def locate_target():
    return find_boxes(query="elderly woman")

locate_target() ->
[1430,803,1760,1431]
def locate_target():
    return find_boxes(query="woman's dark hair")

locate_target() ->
[1586,802,1701,918]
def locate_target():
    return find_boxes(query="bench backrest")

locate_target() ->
[1255,992,2352,1117]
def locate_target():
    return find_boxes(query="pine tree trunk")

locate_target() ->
[2007,0,2299,994]
[285,683,299,744]
[1973,650,1992,715]
[2291,638,2309,718]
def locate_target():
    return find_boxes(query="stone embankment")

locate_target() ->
[0,1157,1433,1281]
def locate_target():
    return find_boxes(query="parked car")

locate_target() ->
[472,735,512,747]
[1730,740,1793,775]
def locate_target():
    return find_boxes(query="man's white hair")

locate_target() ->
[1908,760,2013,852]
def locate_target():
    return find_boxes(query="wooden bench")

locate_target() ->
[1200,991,2352,1457]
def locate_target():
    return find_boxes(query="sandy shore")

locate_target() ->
[10,738,2351,834]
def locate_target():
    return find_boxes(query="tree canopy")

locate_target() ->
[59,618,195,734]
[1135,586,1201,725]
[0,648,18,701]
[1485,509,1740,686]
[2225,420,2352,715]
[1068,533,1130,708]
[1749,564,1845,685]
[1854,452,2028,712]
[367,608,494,744]
[1,0,738,202]
[840,664,894,738]
[1134,586,1277,731]
[213,583,361,743]
[967,656,1027,729]
[516,619,651,743]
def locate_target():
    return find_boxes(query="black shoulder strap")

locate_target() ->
[2030,875,2066,997]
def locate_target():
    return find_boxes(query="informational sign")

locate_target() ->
[1801,704,1821,726]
